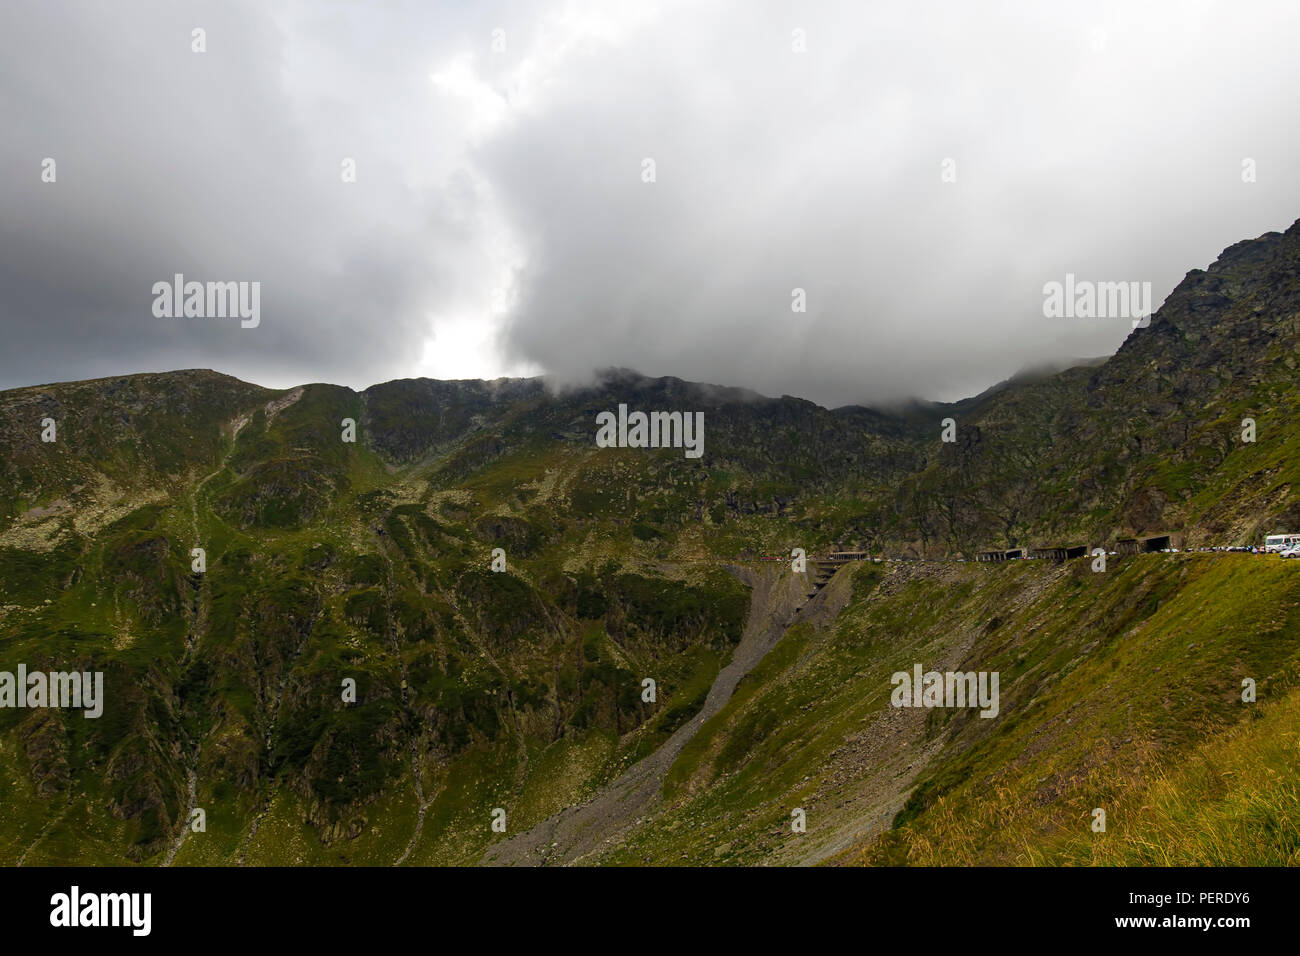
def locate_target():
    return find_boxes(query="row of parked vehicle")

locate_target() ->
[1151,544,1300,557]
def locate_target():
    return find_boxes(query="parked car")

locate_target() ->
[1281,545,1300,559]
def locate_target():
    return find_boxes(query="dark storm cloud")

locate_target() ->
[3,1,1300,405]
[0,0,500,391]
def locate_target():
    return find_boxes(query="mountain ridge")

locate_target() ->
[1,218,1297,865]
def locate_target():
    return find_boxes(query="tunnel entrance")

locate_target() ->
[1141,535,1171,552]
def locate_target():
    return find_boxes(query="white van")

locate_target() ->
[1265,534,1300,553]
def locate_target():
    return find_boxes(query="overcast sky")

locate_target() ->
[3,0,1299,407]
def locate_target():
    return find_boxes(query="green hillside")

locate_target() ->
[1,220,1299,866]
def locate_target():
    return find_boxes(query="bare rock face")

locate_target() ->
[23,710,70,798]
[1123,486,1169,534]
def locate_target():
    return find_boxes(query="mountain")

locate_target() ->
[1,220,1298,865]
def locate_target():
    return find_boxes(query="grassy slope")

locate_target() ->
[566,554,1300,866]
[2,326,1299,865]
[1,384,760,864]
[856,553,1300,866]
